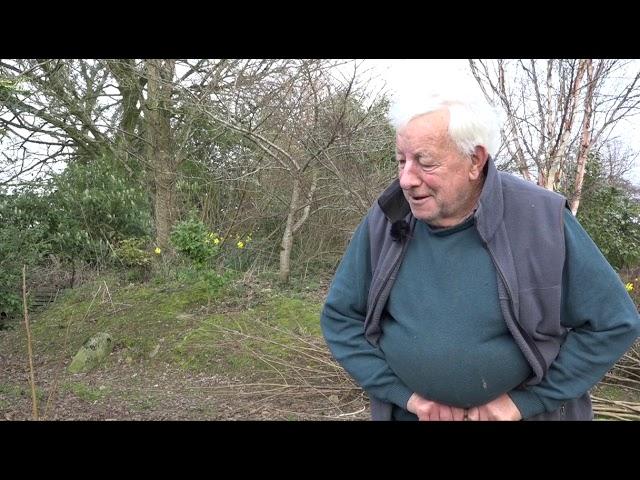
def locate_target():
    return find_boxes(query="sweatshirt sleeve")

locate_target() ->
[509,209,640,418]
[320,215,414,409]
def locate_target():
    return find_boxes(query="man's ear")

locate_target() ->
[469,145,489,180]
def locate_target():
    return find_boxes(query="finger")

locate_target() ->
[439,406,454,421]
[418,407,433,421]
[467,407,479,421]
[479,407,489,421]
[452,407,465,421]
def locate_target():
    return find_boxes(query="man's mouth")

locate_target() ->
[410,194,431,203]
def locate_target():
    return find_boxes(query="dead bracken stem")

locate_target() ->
[22,265,39,420]
[592,395,640,420]
[590,342,640,420]
[200,320,367,417]
[102,280,116,312]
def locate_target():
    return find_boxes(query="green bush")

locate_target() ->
[48,152,151,265]
[574,160,640,270]
[0,190,50,318]
[113,238,153,268]
[0,151,152,312]
[170,216,220,265]
[577,186,640,270]
[112,237,155,282]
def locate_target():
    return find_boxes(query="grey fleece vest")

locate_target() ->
[364,158,593,421]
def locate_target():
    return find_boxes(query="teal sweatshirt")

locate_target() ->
[321,209,640,419]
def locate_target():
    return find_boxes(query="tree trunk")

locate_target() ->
[570,60,595,216]
[144,59,176,251]
[154,168,175,251]
[548,60,587,193]
[279,177,301,283]
[278,170,319,283]
[538,163,560,191]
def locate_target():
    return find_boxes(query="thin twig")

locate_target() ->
[102,280,116,312]
[336,406,366,417]
[22,265,39,420]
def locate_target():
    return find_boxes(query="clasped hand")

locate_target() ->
[406,392,522,421]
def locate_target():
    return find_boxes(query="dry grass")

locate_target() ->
[593,341,640,420]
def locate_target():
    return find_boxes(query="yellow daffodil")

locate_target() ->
[213,238,220,245]
[236,241,245,249]
[625,282,634,292]
[154,247,161,255]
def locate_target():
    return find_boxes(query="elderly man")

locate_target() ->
[321,95,640,421]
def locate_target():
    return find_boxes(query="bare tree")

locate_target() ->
[571,59,596,214]
[469,59,640,214]
[599,139,639,183]
[0,59,234,250]
[104,59,147,171]
[182,59,392,282]
[0,60,111,187]
[1,59,394,278]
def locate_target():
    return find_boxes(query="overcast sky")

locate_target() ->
[364,59,640,185]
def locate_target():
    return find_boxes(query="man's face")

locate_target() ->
[396,110,478,227]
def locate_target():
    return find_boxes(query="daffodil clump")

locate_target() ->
[234,232,252,249]
[169,216,256,265]
[204,232,222,245]
[170,218,221,265]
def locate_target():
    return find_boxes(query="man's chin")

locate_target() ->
[410,208,438,224]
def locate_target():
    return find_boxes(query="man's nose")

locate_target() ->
[399,160,421,190]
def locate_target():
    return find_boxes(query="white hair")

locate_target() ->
[388,92,501,157]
